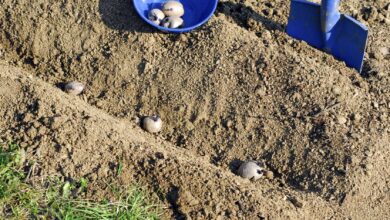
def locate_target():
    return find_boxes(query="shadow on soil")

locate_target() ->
[166,186,186,220]
[217,1,284,32]
[99,0,283,34]
[228,158,244,175]
[360,61,378,78]
[99,0,154,33]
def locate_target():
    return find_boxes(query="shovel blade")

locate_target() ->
[287,0,323,49]
[287,0,368,73]
[328,15,368,72]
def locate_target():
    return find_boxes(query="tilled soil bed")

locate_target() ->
[0,0,389,219]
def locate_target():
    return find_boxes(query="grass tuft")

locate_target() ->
[0,143,160,219]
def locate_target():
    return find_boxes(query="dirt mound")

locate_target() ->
[0,62,388,219]
[0,0,389,218]
[0,63,327,219]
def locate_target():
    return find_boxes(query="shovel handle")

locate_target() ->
[321,0,341,33]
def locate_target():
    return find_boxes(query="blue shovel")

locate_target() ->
[287,0,368,73]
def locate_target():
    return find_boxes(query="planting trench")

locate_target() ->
[0,0,389,219]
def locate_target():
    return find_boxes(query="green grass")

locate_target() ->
[0,143,160,220]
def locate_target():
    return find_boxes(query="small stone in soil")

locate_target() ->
[379,47,389,56]
[352,113,362,122]
[264,170,274,179]
[332,86,342,96]
[337,115,347,125]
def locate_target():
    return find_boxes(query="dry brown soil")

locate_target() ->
[0,0,389,219]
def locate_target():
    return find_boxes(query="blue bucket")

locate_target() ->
[133,0,218,33]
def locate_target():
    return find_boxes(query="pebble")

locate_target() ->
[19,148,27,165]
[351,133,360,139]
[80,54,87,63]
[179,34,188,43]
[332,86,342,96]
[33,121,41,128]
[352,9,359,17]
[38,126,46,135]
[64,81,84,95]
[184,120,194,131]
[352,113,362,122]
[365,163,373,170]
[263,170,274,179]
[95,100,104,108]
[337,115,347,125]
[379,47,389,56]
[373,51,383,60]
[225,120,233,128]
[255,87,267,96]
[26,127,38,138]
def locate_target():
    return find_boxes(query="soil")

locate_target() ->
[0,0,389,219]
